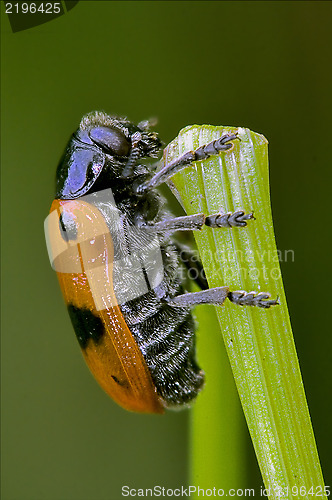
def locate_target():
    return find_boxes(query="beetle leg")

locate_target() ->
[228,291,279,309]
[168,288,279,309]
[142,209,254,233]
[135,132,239,194]
[168,287,230,307]
[143,214,206,233]
[206,210,254,228]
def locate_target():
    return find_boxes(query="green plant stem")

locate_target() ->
[164,125,327,500]
[190,304,248,491]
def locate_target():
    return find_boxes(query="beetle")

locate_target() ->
[45,111,277,413]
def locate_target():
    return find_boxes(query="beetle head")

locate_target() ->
[55,111,162,199]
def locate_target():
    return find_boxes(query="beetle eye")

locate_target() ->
[89,126,130,156]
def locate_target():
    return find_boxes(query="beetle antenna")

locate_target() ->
[122,132,142,178]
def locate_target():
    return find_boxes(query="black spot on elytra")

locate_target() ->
[111,375,130,388]
[59,211,77,242]
[67,304,104,349]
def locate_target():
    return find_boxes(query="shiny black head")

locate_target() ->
[55,111,162,200]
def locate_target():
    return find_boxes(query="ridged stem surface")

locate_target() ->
[165,125,327,500]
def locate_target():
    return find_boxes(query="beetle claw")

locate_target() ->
[228,291,279,308]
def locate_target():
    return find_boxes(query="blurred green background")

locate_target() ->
[1,2,331,499]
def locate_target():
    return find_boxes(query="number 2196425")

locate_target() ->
[5,2,61,14]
